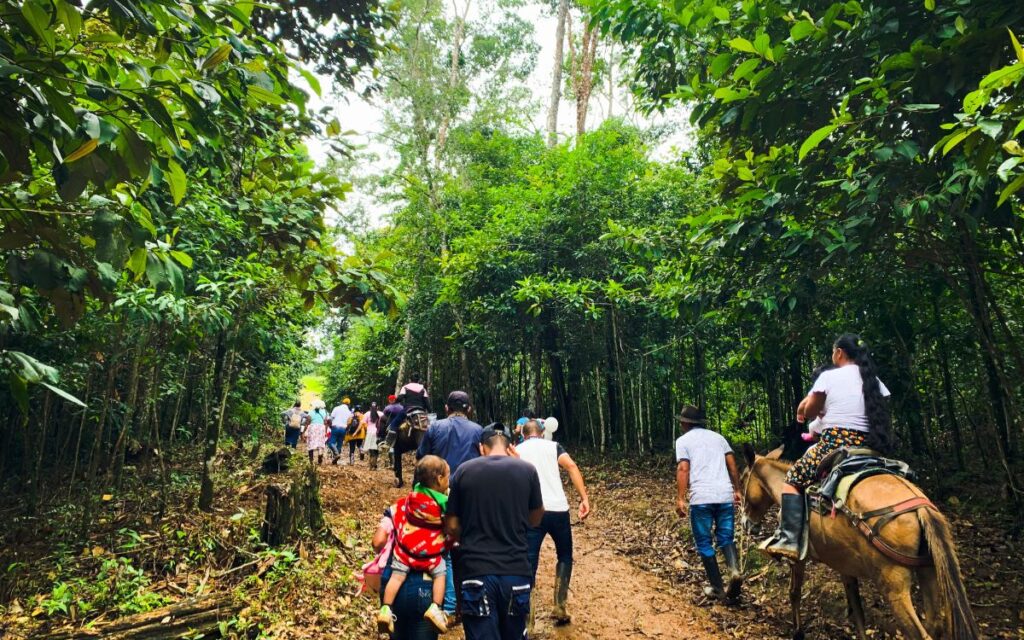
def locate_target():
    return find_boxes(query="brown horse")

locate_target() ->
[740,445,979,640]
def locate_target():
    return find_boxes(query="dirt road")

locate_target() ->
[318,452,725,639]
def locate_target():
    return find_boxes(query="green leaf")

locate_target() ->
[709,53,733,79]
[941,128,973,156]
[326,118,341,137]
[166,159,186,205]
[979,63,1024,90]
[737,165,755,181]
[998,173,1024,206]
[202,44,233,71]
[728,38,757,54]
[41,382,87,407]
[248,85,288,106]
[21,0,55,50]
[298,68,322,97]
[169,250,193,268]
[1010,29,1024,64]
[954,16,966,35]
[711,6,729,21]
[798,123,839,162]
[924,0,935,11]
[127,248,147,277]
[997,157,1022,181]
[962,89,988,114]
[733,58,760,81]
[790,21,815,41]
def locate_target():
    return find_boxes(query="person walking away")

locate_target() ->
[345,405,367,465]
[377,456,451,635]
[674,405,743,602]
[383,373,431,452]
[363,402,382,470]
[763,333,892,560]
[446,428,544,640]
[381,394,405,460]
[517,420,590,627]
[282,401,304,448]
[329,397,352,462]
[305,403,328,464]
[416,390,483,617]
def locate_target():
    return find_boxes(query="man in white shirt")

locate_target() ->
[328,398,352,462]
[516,420,590,626]
[675,405,743,602]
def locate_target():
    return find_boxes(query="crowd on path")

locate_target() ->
[285,332,896,640]
[281,396,393,469]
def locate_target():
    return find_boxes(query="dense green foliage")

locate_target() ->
[0,0,395,514]
[324,0,1024,508]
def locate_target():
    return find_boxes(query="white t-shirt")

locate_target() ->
[517,438,570,512]
[674,428,735,505]
[330,404,351,428]
[810,364,891,433]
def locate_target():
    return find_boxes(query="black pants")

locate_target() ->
[526,511,573,582]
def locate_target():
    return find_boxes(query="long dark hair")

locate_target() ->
[834,333,892,453]
[369,402,380,423]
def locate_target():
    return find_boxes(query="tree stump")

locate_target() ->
[261,464,325,545]
[260,446,292,474]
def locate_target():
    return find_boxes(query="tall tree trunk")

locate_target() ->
[434,0,472,167]
[567,13,599,138]
[546,0,569,147]
[199,333,229,512]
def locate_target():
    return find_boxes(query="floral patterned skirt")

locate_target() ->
[785,427,867,489]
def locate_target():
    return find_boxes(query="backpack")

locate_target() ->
[288,410,302,428]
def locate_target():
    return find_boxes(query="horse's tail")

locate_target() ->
[919,507,981,640]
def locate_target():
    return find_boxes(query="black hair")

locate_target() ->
[522,420,543,437]
[521,408,536,419]
[411,372,422,383]
[834,333,892,453]
[369,402,380,423]
[293,401,301,408]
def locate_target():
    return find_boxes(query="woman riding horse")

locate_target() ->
[764,333,892,559]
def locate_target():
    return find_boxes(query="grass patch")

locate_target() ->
[299,374,326,395]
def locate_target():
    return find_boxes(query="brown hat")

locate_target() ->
[678,405,706,425]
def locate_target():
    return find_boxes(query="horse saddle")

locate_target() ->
[812,449,916,505]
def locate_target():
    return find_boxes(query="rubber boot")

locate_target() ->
[552,561,572,625]
[720,543,743,602]
[699,554,725,599]
[383,429,398,450]
[762,493,804,560]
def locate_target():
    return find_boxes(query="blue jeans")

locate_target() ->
[689,503,735,558]
[284,426,301,448]
[460,575,532,640]
[381,569,438,640]
[442,553,455,614]
[327,426,346,454]
[526,511,573,582]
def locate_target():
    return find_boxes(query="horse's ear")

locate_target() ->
[742,442,757,467]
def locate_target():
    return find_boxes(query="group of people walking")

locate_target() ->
[354,332,890,640]
[280,397,390,468]
[364,390,589,640]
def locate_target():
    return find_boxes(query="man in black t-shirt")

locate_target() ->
[446,428,543,640]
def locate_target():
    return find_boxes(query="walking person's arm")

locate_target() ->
[725,453,742,505]
[675,460,690,519]
[558,453,591,520]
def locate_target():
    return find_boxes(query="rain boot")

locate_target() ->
[699,554,725,599]
[552,561,572,625]
[762,493,804,560]
[721,543,743,602]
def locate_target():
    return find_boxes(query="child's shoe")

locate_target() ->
[424,603,448,633]
[377,604,395,634]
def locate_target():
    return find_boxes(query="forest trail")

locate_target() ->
[317,453,724,640]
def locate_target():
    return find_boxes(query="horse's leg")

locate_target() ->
[917,566,945,640]
[841,576,868,640]
[789,561,806,640]
[881,565,932,640]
